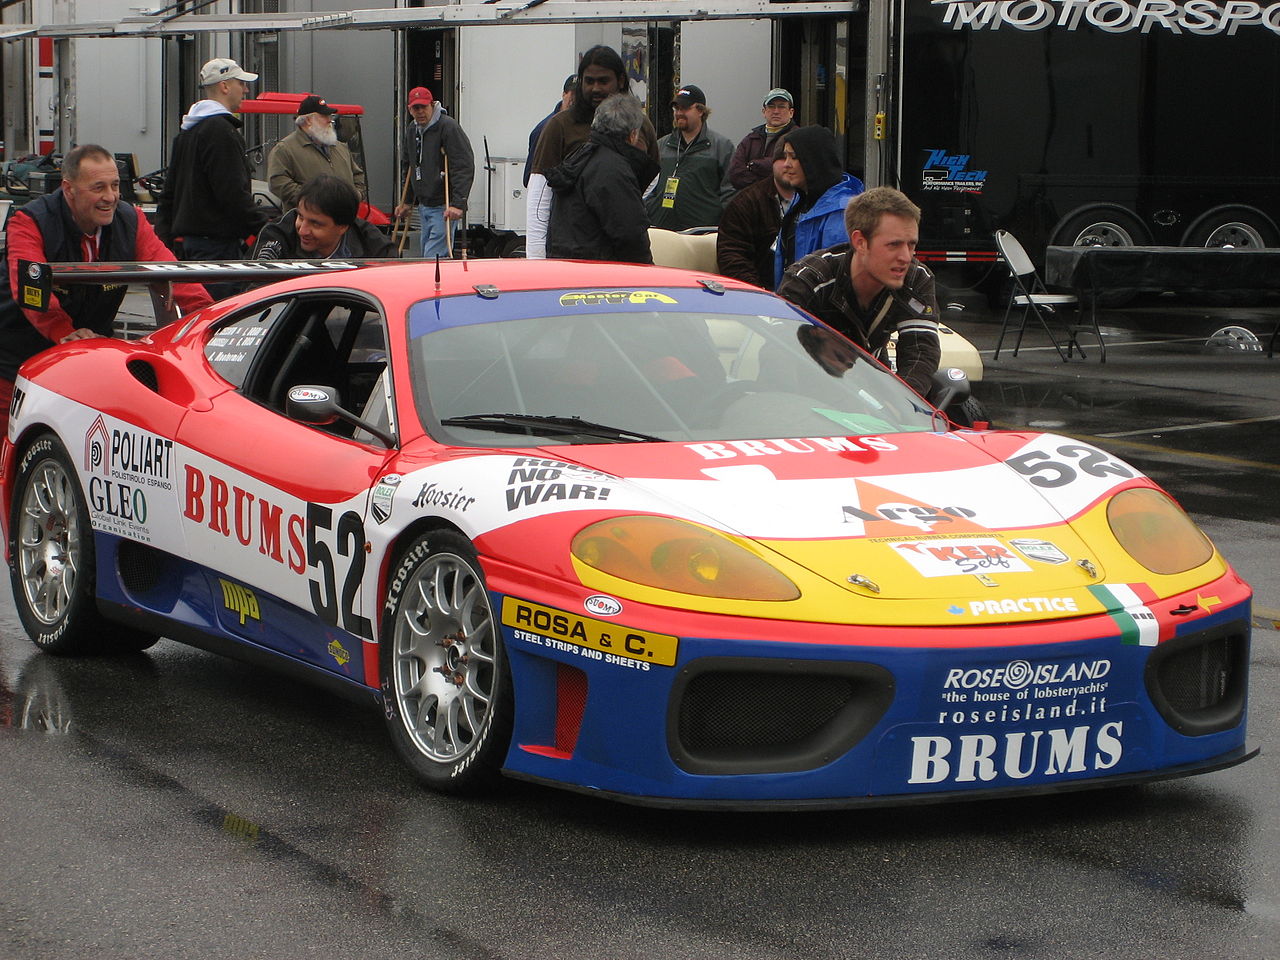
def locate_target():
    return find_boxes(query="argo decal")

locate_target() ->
[559,290,678,307]
[501,598,678,670]
[891,536,1031,577]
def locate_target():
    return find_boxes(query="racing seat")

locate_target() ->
[993,229,1093,362]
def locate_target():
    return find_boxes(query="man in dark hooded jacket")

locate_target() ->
[773,125,864,286]
[546,94,659,264]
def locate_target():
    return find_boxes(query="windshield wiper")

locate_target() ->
[439,413,663,443]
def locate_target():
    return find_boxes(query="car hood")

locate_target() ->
[521,429,1224,619]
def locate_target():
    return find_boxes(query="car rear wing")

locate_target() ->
[25,258,405,328]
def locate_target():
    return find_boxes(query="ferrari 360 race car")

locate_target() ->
[1,258,1253,807]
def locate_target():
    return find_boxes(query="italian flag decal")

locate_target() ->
[1089,583,1159,646]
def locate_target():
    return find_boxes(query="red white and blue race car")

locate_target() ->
[1,259,1253,807]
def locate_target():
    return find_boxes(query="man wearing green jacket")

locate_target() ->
[646,85,735,231]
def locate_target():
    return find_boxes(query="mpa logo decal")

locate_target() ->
[584,595,622,616]
[219,578,261,625]
[559,290,678,307]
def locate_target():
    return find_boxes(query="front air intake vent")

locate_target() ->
[127,359,159,392]
[1145,622,1249,736]
[668,658,894,775]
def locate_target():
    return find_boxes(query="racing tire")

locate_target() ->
[380,530,513,794]
[948,395,989,428]
[1049,204,1152,307]
[9,434,158,655]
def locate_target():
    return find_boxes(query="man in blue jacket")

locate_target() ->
[773,125,864,287]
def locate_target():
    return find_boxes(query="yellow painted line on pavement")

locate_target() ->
[1097,414,1280,439]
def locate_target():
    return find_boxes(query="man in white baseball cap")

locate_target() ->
[155,58,265,297]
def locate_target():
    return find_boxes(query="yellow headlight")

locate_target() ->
[571,516,800,601]
[1107,487,1214,575]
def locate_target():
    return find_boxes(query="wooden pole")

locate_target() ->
[394,164,413,254]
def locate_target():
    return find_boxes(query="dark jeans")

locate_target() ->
[180,235,246,301]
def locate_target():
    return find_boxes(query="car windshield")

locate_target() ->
[410,301,937,446]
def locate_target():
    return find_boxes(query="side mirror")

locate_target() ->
[286,384,395,447]
[927,367,971,412]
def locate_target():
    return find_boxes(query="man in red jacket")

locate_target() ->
[1,144,212,435]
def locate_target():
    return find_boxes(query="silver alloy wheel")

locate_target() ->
[391,551,497,762]
[1069,220,1137,246]
[16,456,82,625]
[1202,221,1266,248]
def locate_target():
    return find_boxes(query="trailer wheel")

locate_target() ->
[1050,204,1151,306]
[1180,205,1280,249]
[1180,206,1280,305]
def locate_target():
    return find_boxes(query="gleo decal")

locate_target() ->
[501,597,677,669]
[88,477,149,540]
[584,595,622,616]
[505,457,613,511]
[686,436,899,459]
[908,722,1124,784]
[371,474,402,524]
[892,537,1031,577]
[328,638,351,666]
[1010,538,1069,564]
[219,578,261,625]
[559,290,678,307]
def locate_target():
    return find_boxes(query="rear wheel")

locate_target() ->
[1050,204,1151,307]
[10,434,156,655]
[1180,205,1280,249]
[380,531,512,793]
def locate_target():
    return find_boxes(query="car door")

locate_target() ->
[174,291,397,681]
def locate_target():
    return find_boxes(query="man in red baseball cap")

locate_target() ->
[394,85,474,258]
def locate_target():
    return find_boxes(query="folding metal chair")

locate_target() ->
[993,229,1086,361]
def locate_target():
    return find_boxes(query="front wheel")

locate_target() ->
[10,434,112,654]
[380,530,513,793]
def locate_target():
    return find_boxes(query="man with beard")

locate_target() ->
[646,84,735,231]
[268,95,368,212]
[525,46,659,258]
[545,94,659,264]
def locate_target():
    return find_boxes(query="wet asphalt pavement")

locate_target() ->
[1,292,1277,960]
